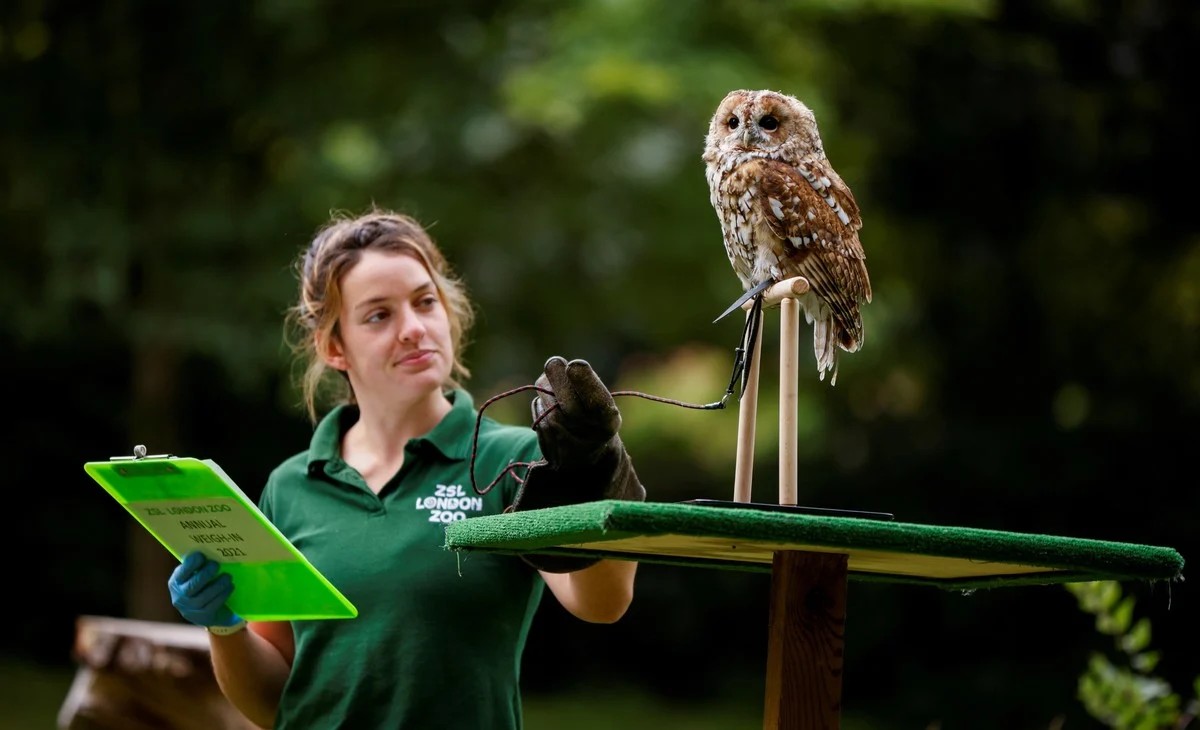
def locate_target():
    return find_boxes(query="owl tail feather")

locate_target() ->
[812,317,840,386]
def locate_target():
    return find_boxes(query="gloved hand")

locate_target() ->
[168,551,246,634]
[512,356,646,573]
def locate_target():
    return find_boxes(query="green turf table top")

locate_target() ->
[444,500,1184,589]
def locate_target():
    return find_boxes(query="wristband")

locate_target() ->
[207,618,248,636]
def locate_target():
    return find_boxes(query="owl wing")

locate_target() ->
[756,157,871,290]
[750,157,872,350]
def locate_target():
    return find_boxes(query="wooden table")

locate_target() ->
[444,499,1184,729]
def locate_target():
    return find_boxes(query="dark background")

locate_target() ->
[3,1,1195,727]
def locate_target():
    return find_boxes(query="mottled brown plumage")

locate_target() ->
[703,89,872,385]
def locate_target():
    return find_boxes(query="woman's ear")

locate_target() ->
[317,331,348,371]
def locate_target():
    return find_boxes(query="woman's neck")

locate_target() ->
[346,389,453,461]
[339,389,453,494]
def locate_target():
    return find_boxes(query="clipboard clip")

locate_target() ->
[110,444,174,461]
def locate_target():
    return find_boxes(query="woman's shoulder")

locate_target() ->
[474,412,536,440]
[262,448,316,492]
[473,412,539,456]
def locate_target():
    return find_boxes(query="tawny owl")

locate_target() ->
[704,89,872,385]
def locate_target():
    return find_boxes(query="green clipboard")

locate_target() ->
[85,453,358,622]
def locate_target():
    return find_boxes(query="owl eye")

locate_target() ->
[759,115,779,131]
[727,116,739,130]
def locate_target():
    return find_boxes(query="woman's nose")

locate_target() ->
[396,309,426,343]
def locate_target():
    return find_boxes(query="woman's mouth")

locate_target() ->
[398,350,435,366]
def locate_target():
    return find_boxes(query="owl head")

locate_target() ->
[703,89,824,165]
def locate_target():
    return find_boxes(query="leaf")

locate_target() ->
[1097,581,1123,611]
[1110,596,1136,635]
[1130,650,1160,674]
[1120,619,1153,656]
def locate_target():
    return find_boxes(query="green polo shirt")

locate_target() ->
[258,389,544,730]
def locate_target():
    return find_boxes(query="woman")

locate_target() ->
[168,209,642,729]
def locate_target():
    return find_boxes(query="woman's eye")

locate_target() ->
[759,115,779,131]
[365,310,388,323]
[727,116,739,130]
[416,296,438,310]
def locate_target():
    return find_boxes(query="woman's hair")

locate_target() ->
[285,207,475,422]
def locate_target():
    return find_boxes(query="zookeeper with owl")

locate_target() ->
[165,208,645,729]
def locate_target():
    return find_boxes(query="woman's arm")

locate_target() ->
[541,560,637,624]
[209,621,294,729]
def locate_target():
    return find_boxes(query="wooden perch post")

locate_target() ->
[779,295,799,507]
[731,276,810,505]
[733,306,764,503]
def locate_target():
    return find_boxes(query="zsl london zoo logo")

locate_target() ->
[416,484,483,523]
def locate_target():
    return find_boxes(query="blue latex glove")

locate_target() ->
[168,551,243,630]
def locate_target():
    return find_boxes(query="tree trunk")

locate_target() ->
[125,341,183,622]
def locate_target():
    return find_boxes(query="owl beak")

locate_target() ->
[740,125,756,147]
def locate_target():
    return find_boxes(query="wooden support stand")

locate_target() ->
[731,276,811,507]
[729,277,851,729]
[764,552,848,730]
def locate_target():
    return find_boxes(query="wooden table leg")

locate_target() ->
[763,551,848,730]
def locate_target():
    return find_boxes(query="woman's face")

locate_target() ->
[324,249,453,403]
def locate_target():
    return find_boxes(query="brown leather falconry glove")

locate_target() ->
[511,356,646,573]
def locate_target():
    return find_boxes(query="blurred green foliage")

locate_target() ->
[1067,581,1198,729]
